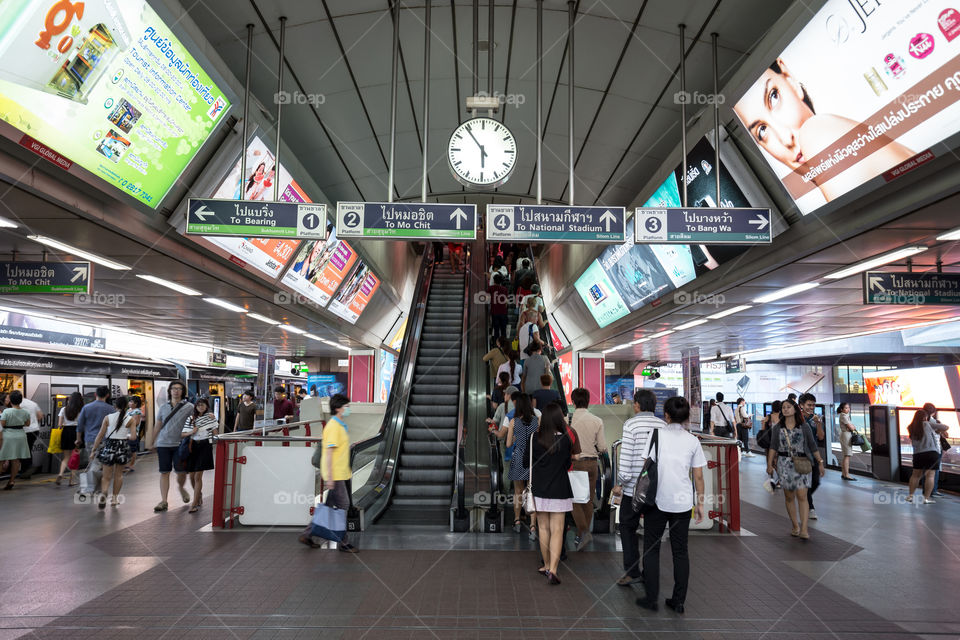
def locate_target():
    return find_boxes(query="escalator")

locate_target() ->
[379,262,465,525]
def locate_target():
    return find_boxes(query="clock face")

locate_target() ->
[447,117,517,188]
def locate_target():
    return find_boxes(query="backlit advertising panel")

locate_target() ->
[378,349,397,403]
[573,260,629,329]
[733,0,960,214]
[0,0,229,207]
[200,136,310,278]
[558,351,573,405]
[279,228,349,307]
[327,260,380,324]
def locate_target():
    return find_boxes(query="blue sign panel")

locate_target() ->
[336,202,477,240]
[634,207,772,245]
[863,271,960,305]
[0,261,91,294]
[186,198,327,239]
[486,205,626,243]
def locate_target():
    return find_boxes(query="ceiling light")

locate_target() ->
[278,324,306,334]
[204,298,247,313]
[646,330,675,339]
[753,282,820,303]
[304,333,323,341]
[247,313,281,325]
[937,227,960,241]
[322,339,351,351]
[136,274,202,296]
[0,216,17,229]
[674,318,708,331]
[823,246,929,280]
[707,305,752,320]
[602,343,632,354]
[27,235,130,270]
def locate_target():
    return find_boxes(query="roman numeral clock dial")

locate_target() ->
[447,117,517,189]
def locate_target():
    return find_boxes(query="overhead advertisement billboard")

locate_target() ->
[0,0,230,208]
[280,227,353,307]
[574,136,752,328]
[327,260,380,324]
[733,1,960,214]
[196,136,311,278]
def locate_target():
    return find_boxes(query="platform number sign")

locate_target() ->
[343,210,362,230]
[644,217,662,233]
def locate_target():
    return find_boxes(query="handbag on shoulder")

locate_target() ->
[631,429,660,513]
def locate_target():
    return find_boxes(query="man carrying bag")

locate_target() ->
[710,392,735,438]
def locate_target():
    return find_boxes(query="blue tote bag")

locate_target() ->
[311,503,347,542]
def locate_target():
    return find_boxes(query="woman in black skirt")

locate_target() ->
[56,392,83,486]
[181,397,218,513]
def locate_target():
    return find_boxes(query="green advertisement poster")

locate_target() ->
[574,260,630,329]
[0,0,230,208]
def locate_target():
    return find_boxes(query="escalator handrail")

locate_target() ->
[487,430,503,513]
[452,245,472,519]
[351,253,434,516]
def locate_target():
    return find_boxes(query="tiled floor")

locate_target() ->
[1,455,957,639]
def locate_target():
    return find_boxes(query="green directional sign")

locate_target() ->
[863,271,960,305]
[186,199,327,239]
[0,261,91,294]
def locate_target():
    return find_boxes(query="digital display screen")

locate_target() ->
[733,0,960,214]
[199,136,311,279]
[574,137,752,328]
[0,0,230,207]
[378,349,397,403]
[327,260,380,324]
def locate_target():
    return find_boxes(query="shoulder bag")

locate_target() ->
[940,434,952,452]
[757,424,773,450]
[521,431,537,513]
[716,406,733,438]
[631,429,660,513]
[783,426,813,475]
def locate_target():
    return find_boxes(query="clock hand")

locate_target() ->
[465,128,483,150]
[480,145,486,168]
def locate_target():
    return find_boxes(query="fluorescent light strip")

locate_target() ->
[304,333,323,341]
[602,343,632,354]
[322,339,351,351]
[647,330,675,339]
[674,318,708,331]
[707,305,752,320]
[753,282,820,304]
[28,235,130,270]
[204,298,248,313]
[937,227,960,241]
[824,246,928,280]
[136,274,202,296]
[247,313,281,325]
[278,324,306,334]
[0,216,17,229]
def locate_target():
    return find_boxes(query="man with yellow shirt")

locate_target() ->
[299,394,358,553]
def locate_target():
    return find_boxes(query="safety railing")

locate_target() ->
[482,430,505,531]
[211,419,322,529]
[450,243,472,529]
[608,431,740,533]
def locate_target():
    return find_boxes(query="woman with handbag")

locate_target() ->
[906,408,944,504]
[90,396,138,508]
[837,403,858,482]
[765,399,825,539]
[55,392,83,486]
[523,403,574,584]
[506,393,540,537]
[181,397,218,514]
[636,396,706,614]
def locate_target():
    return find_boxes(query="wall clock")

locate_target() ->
[447,117,517,189]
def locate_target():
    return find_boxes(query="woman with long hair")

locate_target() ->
[124,396,144,473]
[506,393,539,538]
[837,403,857,481]
[55,392,84,485]
[765,399,824,539]
[906,409,940,504]
[90,396,138,508]
[181,397,218,513]
[497,350,522,387]
[523,403,573,584]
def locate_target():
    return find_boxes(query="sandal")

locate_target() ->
[513,520,522,533]
[55,475,63,485]
[2,482,14,491]
[528,526,537,542]
[790,528,800,537]
[153,501,169,512]
[188,505,200,514]
[798,531,810,540]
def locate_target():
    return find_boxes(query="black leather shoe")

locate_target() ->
[635,598,658,611]
[665,598,684,614]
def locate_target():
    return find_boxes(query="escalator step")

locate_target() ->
[412,384,459,395]
[403,440,455,454]
[393,483,453,497]
[406,404,458,417]
[404,427,458,441]
[415,366,459,376]
[400,453,455,467]
[410,393,458,405]
[398,468,454,483]
[405,415,457,429]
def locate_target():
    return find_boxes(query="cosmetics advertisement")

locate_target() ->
[280,228,346,307]
[303,235,358,307]
[0,0,229,208]
[199,136,314,279]
[734,0,960,214]
[573,260,630,329]
[558,351,573,404]
[327,260,380,324]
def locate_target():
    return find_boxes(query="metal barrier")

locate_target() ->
[211,419,322,529]
[608,431,740,533]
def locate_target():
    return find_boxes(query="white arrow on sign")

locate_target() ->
[748,214,769,231]
[70,265,88,283]
[194,205,216,222]
[450,207,468,229]
[599,209,617,232]
[868,275,887,293]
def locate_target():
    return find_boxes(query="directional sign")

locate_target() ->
[863,271,960,305]
[336,202,477,240]
[186,199,327,239]
[486,205,626,243]
[0,261,91,294]
[634,207,772,245]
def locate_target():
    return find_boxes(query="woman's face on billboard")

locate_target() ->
[734,61,814,170]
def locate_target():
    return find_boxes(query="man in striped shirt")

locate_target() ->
[611,389,665,586]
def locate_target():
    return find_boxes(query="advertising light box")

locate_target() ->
[733,0,960,214]
[327,260,380,325]
[283,229,358,308]
[0,0,230,208]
